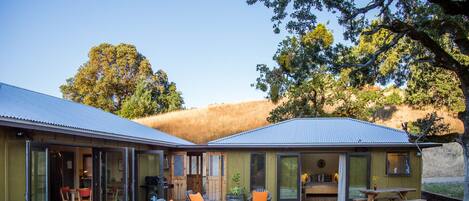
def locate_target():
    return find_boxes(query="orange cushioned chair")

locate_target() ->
[188,192,204,201]
[248,188,272,201]
[252,191,268,201]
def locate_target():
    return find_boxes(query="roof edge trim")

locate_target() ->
[0,117,179,147]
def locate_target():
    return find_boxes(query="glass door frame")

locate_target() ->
[132,149,165,201]
[25,140,49,201]
[345,152,371,201]
[276,153,301,201]
[92,147,129,201]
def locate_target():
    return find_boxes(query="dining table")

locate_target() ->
[359,187,417,201]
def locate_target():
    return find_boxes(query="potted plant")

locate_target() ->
[226,173,245,201]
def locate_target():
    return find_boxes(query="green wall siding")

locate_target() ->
[225,150,422,201]
[370,150,421,199]
[226,151,250,194]
[226,151,278,201]
[0,128,26,201]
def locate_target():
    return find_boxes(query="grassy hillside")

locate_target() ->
[135,100,464,177]
[135,100,278,144]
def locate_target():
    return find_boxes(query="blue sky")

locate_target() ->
[0,0,345,108]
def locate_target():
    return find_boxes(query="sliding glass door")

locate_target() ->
[93,148,128,201]
[277,154,300,201]
[135,150,164,201]
[347,154,370,201]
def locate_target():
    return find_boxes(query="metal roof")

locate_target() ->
[208,118,437,148]
[0,82,193,146]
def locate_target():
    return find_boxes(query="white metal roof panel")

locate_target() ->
[0,82,193,145]
[209,118,412,146]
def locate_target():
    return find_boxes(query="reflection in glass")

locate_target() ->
[105,152,124,201]
[31,150,47,201]
[138,153,160,201]
[279,156,298,200]
[250,153,266,190]
[348,156,369,199]
[174,155,184,176]
[209,155,220,176]
[387,152,410,175]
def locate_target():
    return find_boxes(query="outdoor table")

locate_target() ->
[360,187,416,201]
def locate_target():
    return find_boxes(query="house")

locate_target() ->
[0,82,439,201]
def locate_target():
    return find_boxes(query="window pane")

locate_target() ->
[31,150,47,201]
[106,151,124,201]
[210,155,220,176]
[250,153,266,190]
[174,155,184,176]
[387,153,410,175]
[221,155,224,176]
[279,156,298,199]
[191,156,198,175]
[348,156,369,199]
[137,153,161,201]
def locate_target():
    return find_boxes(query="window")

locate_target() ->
[174,155,184,176]
[250,153,266,190]
[209,155,220,176]
[386,152,410,176]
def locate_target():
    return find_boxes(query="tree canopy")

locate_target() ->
[249,0,469,199]
[60,43,183,118]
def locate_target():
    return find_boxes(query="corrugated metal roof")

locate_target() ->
[209,118,415,146]
[0,82,193,146]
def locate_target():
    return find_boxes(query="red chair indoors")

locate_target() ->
[78,188,92,201]
[60,186,71,201]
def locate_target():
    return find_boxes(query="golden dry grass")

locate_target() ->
[134,100,278,144]
[135,100,465,177]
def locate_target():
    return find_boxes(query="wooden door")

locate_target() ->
[206,152,226,201]
[171,152,187,201]
[186,154,203,193]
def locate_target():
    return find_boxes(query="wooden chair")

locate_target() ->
[186,190,209,201]
[78,188,92,201]
[60,186,70,201]
[247,188,272,201]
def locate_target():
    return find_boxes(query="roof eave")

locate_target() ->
[177,142,442,149]
[0,117,182,148]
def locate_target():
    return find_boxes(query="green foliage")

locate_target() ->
[117,81,157,119]
[229,172,244,196]
[248,0,469,114]
[255,25,385,122]
[60,43,183,118]
[405,64,465,112]
[382,87,404,106]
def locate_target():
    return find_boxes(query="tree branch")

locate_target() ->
[436,19,469,56]
[340,0,385,21]
[428,0,469,17]
[340,33,403,68]
[384,20,464,71]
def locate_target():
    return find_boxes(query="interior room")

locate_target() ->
[48,146,93,201]
[301,153,340,201]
